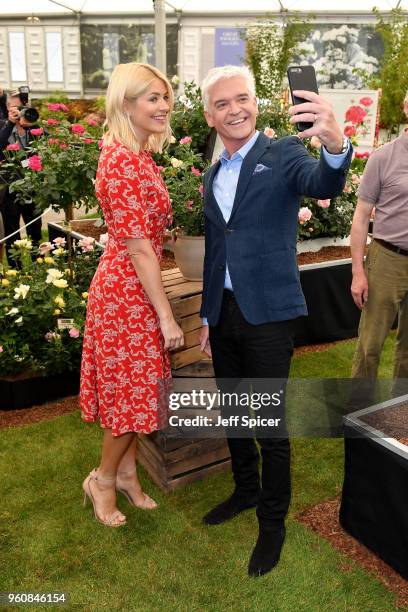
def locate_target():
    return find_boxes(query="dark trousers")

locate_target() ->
[209,290,294,528]
[3,190,42,266]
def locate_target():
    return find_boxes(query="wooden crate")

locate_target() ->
[137,268,230,492]
[162,268,210,370]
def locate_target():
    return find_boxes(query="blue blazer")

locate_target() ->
[200,132,353,326]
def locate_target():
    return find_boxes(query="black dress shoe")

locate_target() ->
[202,491,259,526]
[248,525,286,577]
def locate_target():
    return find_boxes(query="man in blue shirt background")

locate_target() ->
[199,65,352,577]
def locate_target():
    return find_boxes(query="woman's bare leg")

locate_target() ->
[116,436,157,508]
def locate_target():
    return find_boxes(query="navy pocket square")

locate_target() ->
[253,164,272,175]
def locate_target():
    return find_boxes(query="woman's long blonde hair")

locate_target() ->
[103,62,174,153]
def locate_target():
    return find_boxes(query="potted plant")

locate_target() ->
[156,138,209,281]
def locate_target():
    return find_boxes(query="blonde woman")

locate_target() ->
[80,63,184,527]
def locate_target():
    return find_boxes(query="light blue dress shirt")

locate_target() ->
[202,131,350,325]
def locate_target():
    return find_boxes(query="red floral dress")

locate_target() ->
[80,142,172,437]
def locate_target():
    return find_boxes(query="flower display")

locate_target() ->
[0,237,101,376]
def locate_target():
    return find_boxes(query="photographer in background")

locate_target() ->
[0,88,42,266]
[0,86,7,124]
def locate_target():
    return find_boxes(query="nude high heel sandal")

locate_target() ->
[83,469,127,527]
[116,469,157,510]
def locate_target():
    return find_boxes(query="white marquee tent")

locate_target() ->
[1,0,406,14]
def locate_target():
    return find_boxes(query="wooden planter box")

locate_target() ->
[0,371,80,411]
[340,395,408,580]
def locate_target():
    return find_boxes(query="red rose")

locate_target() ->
[359,97,373,107]
[354,151,370,159]
[344,125,356,137]
[345,105,367,125]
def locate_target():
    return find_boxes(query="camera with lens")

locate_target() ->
[17,86,39,124]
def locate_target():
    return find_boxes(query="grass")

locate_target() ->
[0,335,402,611]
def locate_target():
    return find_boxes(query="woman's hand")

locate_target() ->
[160,315,184,350]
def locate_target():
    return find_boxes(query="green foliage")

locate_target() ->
[0,238,101,376]
[369,8,408,132]
[245,15,313,99]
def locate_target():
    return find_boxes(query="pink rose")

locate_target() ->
[198,184,204,196]
[59,103,69,112]
[264,127,276,138]
[30,127,43,136]
[317,199,331,209]
[47,103,61,111]
[298,207,312,224]
[157,165,164,172]
[47,118,59,126]
[344,125,356,137]
[69,327,80,338]
[6,143,20,151]
[59,143,68,150]
[343,185,351,193]
[79,236,95,252]
[359,97,373,107]
[191,166,202,177]
[71,123,85,135]
[186,200,194,210]
[48,138,59,145]
[83,138,93,144]
[39,241,53,255]
[351,173,360,185]
[180,136,192,145]
[0,345,3,353]
[53,237,66,247]
[27,155,42,171]
[87,119,98,126]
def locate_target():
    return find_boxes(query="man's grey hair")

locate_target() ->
[201,65,256,111]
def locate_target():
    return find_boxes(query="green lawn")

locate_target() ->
[0,335,403,612]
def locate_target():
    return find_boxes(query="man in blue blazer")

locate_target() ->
[199,66,352,577]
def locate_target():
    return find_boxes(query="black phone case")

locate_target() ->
[287,66,319,132]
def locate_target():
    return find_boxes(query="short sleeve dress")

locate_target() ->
[80,142,172,437]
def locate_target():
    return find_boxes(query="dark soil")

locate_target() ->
[297,499,408,608]
[69,220,353,267]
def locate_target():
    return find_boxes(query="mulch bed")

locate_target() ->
[0,396,80,430]
[360,402,408,447]
[297,499,408,608]
[68,220,353,267]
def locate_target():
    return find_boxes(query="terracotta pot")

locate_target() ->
[172,235,205,281]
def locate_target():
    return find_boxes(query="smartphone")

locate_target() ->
[287,65,319,132]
